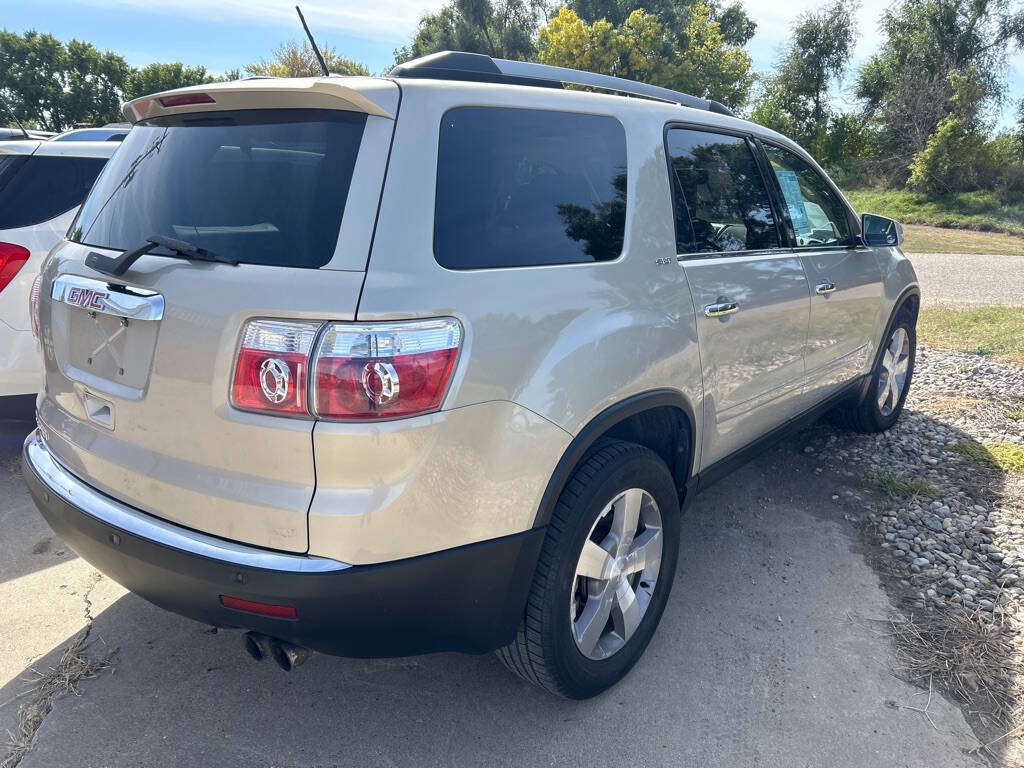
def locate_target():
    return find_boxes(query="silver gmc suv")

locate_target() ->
[23,51,918,699]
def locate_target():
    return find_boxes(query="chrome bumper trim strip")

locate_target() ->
[24,431,349,573]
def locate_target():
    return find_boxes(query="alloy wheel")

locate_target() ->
[570,488,663,661]
[877,326,911,417]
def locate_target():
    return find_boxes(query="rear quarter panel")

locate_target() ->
[356,81,704,512]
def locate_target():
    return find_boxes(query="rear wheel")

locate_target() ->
[833,314,916,433]
[497,441,680,698]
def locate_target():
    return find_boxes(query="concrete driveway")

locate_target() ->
[0,415,982,767]
[907,252,1024,306]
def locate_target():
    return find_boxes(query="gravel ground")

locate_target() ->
[807,345,1024,763]
[908,253,1024,307]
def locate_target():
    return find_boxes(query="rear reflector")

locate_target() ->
[159,93,216,107]
[220,595,298,620]
[230,319,322,417]
[0,242,30,294]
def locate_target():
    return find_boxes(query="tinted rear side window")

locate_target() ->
[71,109,366,269]
[434,107,627,269]
[0,155,107,230]
[666,128,778,255]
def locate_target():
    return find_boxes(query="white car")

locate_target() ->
[51,126,129,143]
[0,139,117,415]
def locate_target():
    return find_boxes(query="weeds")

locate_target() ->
[1,629,114,768]
[888,609,1024,760]
[868,470,938,499]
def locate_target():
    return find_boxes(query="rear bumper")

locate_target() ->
[22,431,544,656]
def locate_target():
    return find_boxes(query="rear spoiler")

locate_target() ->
[122,77,398,123]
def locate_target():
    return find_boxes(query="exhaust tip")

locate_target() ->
[244,631,273,662]
[270,640,313,672]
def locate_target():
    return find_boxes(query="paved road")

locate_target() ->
[0,416,981,767]
[908,251,1024,306]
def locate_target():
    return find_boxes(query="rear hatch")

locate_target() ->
[36,78,399,553]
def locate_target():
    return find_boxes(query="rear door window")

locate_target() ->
[70,109,367,268]
[434,107,627,269]
[0,155,107,230]
[666,128,779,255]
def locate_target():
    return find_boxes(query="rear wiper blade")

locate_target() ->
[85,235,239,277]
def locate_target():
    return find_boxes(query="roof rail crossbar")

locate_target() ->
[389,51,736,117]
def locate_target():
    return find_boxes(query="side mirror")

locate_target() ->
[861,213,904,248]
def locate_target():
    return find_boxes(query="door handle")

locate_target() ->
[815,282,837,295]
[704,300,739,318]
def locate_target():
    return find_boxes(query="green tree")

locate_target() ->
[1015,97,1024,158]
[908,68,992,193]
[751,0,857,160]
[568,0,755,46]
[394,0,545,64]
[0,30,129,131]
[537,5,753,108]
[246,40,370,78]
[856,0,1024,180]
[124,62,211,100]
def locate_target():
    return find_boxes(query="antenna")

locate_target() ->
[295,6,329,77]
[0,98,30,140]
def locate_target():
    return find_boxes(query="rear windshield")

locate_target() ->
[70,109,367,269]
[0,154,107,230]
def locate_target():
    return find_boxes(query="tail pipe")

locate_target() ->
[244,632,273,662]
[271,640,313,672]
[243,631,313,671]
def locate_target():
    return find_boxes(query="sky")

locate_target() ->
[3,0,1024,128]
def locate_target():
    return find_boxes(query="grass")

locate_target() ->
[918,306,1024,364]
[888,610,1024,758]
[868,470,937,499]
[1010,409,1024,422]
[846,188,1024,237]
[900,224,1024,255]
[951,441,1024,473]
[1,628,113,768]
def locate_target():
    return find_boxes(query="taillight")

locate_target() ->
[230,319,322,417]
[228,317,463,421]
[0,242,30,294]
[29,274,41,341]
[312,319,462,420]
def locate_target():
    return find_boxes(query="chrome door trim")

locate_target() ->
[715,376,806,424]
[677,247,796,266]
[815,282,837,295]
[24,430,349,573]
[803,342,871,380]
[51,274,165,322]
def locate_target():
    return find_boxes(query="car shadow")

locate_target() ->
[818,399,1020,764]
[1,427,989,767]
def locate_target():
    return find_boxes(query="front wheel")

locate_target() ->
[834,314,916,433]
[497,441,680,698]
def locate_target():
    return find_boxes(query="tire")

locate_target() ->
[833,312,916,433]
[497,440,680,699]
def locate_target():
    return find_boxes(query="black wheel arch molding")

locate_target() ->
[531,388,698,529]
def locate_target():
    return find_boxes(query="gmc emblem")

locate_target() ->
[65,286,108,310]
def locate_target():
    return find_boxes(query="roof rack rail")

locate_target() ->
[388,51,736,118]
